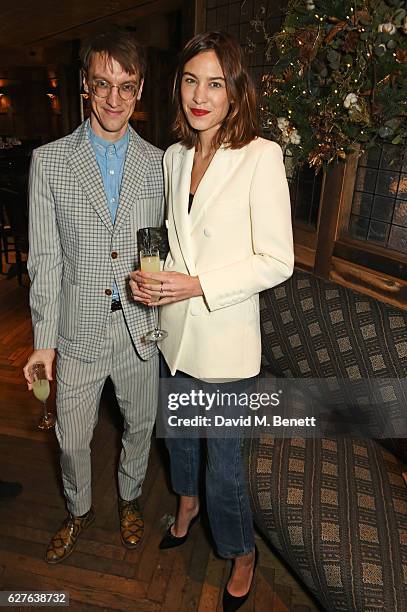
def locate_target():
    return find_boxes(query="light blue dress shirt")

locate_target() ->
[88,122,129,302]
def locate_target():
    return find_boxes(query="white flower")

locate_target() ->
[289,131,301,145]
[277,117,290,130]
[277,117,301,146]
[305,0,315,10]
[343,93,361,111]
[378,22,396,35]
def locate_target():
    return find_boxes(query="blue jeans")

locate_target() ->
[163,364,255,558]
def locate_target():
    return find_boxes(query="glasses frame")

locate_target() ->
[90,79,139,101]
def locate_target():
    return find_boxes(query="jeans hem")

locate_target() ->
[217,544,256,559]
[173,488,199,497]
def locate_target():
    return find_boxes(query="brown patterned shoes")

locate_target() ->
[45,507,95,564]
[119,497,144,549]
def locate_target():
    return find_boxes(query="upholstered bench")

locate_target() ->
[246,270,407,611]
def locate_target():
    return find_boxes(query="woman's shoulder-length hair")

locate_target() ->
[173,31,260,150]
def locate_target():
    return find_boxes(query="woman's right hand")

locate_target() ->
[129,270,157,305]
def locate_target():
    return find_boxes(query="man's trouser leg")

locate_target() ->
[109,311,158,502]
[55,310,158,515]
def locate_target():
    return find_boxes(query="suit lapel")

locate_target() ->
[189,146,244,231]
[171,145,244,274]
[171,146,196,274]
[66,123,113,232]
[115,127,150,233]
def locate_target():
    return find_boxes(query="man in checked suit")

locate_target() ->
[23,29,164,563]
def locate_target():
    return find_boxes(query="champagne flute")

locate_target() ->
[30,362,55,430]
[140,247,168,342]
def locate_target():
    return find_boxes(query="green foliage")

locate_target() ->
[255,0,407,168]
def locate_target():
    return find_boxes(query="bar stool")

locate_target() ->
[0,189,28,285]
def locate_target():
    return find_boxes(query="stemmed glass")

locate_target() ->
[140,247,168,342]
[30,362,55,430]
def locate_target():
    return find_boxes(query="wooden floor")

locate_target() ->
[0,262,320,611]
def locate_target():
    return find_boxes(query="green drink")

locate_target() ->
[32,379,50,402]
[30,362,55,430]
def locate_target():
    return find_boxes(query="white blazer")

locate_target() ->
[159,136,294,380]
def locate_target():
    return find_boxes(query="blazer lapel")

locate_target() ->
[114,127,150,233]
[171,146,196,274]
[189,146,244,232]
[66,123,113,232]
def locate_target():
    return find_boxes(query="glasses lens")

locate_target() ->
[119,84,137,100]
[92,82,109,98]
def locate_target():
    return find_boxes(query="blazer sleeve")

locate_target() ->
[27,151,63,349]
[198,142,294,311]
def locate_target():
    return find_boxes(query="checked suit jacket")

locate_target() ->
[27,120,164,362]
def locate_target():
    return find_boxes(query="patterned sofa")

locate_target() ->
[246,270,407,611]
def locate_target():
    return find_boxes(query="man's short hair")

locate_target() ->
[80,28,146,80]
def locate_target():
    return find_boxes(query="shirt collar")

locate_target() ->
[87,119,129,158]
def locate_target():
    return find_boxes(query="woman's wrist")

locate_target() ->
[193,275,203,297]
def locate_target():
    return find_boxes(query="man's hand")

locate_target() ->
[23,349,56,390]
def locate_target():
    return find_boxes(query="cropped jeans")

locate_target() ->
[162,362,255,559]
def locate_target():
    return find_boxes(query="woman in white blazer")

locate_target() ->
[131,31,294,610]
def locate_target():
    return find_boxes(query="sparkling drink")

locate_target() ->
[138,247,168,342]
[32,379,50,402]
[140,249,160,284]
[29,362,55,430]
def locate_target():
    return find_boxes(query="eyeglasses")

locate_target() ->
[91,79,139,101]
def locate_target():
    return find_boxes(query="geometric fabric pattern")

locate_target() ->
[246,435,407,611]
[246,271,407,610]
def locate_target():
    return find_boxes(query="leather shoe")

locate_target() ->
[159,513,199,550]
[119,498,144,548]
[222,545,258,611]
[45,507,95,564]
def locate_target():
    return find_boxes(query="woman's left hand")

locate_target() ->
[130,270,203,306]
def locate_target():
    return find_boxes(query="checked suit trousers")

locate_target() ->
[55,309,158,516]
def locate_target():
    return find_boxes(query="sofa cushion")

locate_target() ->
[260,270,406,380]
[260,270,407,461]
[246,435,407,611]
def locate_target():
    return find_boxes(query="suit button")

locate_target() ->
[203,227,211,237]
[111,251,118,259]
[105,289,112,296]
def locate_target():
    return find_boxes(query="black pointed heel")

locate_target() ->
[159,513,200,550]
[222,545,258,612]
